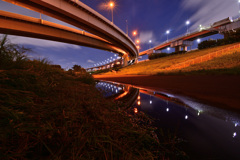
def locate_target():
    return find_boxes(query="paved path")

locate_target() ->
[94,74,240,112]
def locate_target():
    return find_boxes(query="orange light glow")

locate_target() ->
[137,100,141,106]
[132,31,137,36]
[136,46,140,49]
[136,39,140,44]
[134,108,138,113]
[115,91,129,100]
[137,95,140,100]
[109,1,114,8]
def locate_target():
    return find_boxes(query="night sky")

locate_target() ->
[0,0,239,69]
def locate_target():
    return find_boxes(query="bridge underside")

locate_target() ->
[0,11,127,55]
[3,0,138,58]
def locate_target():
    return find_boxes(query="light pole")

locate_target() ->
[109,1,114,23]
[149,40,152,48]
[136,39,140,44]
[126,19,128,35]
[238,0,240,16]
[186,20,190,34]
[166,30,170,42]
[197,38,201,43]
[132,30,137,37]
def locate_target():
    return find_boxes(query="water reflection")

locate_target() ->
[96,81,240,159]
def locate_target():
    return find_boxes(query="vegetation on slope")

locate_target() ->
[0,35,185,159]
[104,43,240,75]
[174,51,240,75]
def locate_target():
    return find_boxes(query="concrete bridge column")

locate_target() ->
[122,54,130,66]
[182,46,188,51]
[175,46,181,52]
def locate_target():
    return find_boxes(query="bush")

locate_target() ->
[148,53,168,60]
[198,29,240,50]
[170,50,187,55]
[0,35,31,69]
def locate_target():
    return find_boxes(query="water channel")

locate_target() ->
[95,80,240,160]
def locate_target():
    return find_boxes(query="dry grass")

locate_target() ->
[104,43,240,75]
[0,60,186,159]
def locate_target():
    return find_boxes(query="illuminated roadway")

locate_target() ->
[139,29,218,56]
[139,18,240,56]
[3,0,138,61]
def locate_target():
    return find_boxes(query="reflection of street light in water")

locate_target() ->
[185,106,188,119]
[233,132,237,138]
[166,101,169,112]
[134,108,138,113]
[137,101,141,106]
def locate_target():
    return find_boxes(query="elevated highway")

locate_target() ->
[0,10,127,54]
[140,17,240,56]
[3,0,138,59]
[139,30,218,56]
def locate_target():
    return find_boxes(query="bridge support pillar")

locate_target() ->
[122,54,130,66]
[175,46,181,52]
[183,46,188,51]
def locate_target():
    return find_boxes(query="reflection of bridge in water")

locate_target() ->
[96,80,240,126]
[96,80,240,159]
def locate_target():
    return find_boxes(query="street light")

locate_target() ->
[109,1,115,23]
[238,0,240,15]
[136,39,140,44]
[186,20,190,34]
[149,40,152,48]
[166,30,170,42]
[167,47,170,53]
[197,38,201,43]
[132,30,137,36]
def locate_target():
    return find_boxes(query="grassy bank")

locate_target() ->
[0,36,185,159]
[103,43,240,75]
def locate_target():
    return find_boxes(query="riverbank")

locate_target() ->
[94,74,240,113]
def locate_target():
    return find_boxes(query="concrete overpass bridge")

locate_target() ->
[86,58,123,72]
[140,17,240,56]
[0,10,128,54]
[2,0,138,64]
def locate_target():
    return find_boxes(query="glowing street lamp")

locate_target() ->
[166,30,170,42]
[186,20,190,34]
[136,45,140,52]
[132,30,137,36]
[197,38,201,43]
[149,40,152,48]
[136,39,140,44]
[238,0,240,14]
[109,1,115,23]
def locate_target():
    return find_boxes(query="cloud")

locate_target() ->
[7,35,81,49]
[180,0,238,31]
[139,31,155,44]
[87,59,95,63]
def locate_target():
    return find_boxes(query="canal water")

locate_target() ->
[96,81,240,160]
